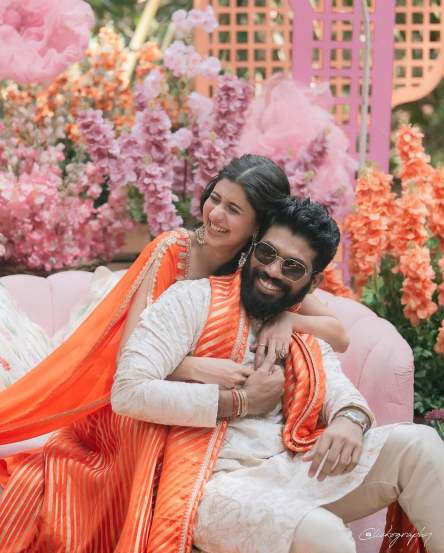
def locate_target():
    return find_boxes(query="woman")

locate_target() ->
[0,154,347,445]
[0,154,349,552]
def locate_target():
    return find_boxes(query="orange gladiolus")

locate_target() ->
[399,245,438,326]
[396,124,428,164]
[136,43,162,81]
[321,264,355,299]
[390,192,429,257]
[429,169,444,248]
[344,168,395,292]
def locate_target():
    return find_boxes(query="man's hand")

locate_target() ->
[301,417,364,481]
[244,365,284,416]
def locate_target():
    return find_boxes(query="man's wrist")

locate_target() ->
[217,390,233,419]
[334,407,371,434]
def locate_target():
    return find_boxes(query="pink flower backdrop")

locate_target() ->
[0,2,442,416]
[0,4,356,273]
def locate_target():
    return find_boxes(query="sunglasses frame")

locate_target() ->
[252,241,314,282]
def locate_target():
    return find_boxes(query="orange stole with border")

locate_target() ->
[0,271,249,553]
[147,272,250,553]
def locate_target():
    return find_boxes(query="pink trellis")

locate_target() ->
[290,0,396,171]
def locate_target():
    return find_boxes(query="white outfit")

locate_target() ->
[113,280,441,553]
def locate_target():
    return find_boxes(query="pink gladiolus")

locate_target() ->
[197,57,221,79]
[142,68,165,101]
[164,41,201,78]
[188,92,214,126]
[0,0,95,85]
[172,7,218,39]
[171,128,193,151]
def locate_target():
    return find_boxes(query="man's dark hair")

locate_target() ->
[258,197,341,273]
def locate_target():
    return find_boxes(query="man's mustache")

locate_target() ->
[254,269,287,292]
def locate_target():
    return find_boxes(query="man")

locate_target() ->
[113,197,444,553]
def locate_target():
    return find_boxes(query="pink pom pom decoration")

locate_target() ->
[0,0,95,85]
[238,74,356,220]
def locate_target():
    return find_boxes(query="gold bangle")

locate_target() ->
[231,388,239,419]
[237,389,248,418]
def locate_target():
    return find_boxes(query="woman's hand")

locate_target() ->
[170,356,253,389]
[253,311,294,369]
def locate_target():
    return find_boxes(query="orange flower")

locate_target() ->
[390,191,429,257]
[435,321,444,355]
[344,167,395,293]
[399,245,437,326]
[437,257,444,308]
[136,43,162,81]
[396,125,433,204]
[396,124,428,164]
[321,264,356,299]
[429,169,444,248]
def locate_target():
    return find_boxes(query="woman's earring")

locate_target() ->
[195,225,206,246]
[238,232,258,268]
[238,252,247,268]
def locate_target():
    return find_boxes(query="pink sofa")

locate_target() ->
[0,270,414,553]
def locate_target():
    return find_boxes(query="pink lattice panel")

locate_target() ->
[291,0,396,171]
[194,0,293,95]
[392,0,444,107]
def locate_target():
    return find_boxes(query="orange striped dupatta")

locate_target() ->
[0,229,190,445]
[0,272,249,553]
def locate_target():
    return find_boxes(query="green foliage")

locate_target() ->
[362,255,444,417]
[87,0,192,43]
[128,186,147,223]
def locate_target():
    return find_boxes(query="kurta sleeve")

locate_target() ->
[112,279,219,428]
[319,340,375,427]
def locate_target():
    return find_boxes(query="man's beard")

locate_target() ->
[240,259,313,321]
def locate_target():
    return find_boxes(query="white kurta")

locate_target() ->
[113,279,403,553]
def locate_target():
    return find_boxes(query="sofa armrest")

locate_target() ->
[338,315,414,426]
[314,289,414,426]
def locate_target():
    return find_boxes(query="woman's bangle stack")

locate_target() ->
[230,388,248,419]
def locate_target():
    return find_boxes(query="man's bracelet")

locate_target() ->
[230,389,248,419]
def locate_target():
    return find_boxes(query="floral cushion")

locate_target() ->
[0,283,53,391]
[52,266,122,348]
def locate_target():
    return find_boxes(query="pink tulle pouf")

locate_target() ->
[0,0,95,85]
[237,74,357,221]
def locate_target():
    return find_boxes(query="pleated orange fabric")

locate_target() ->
[0,229,191,445]
[282,333,326,452]
[380,503,428,553]
[0,271,248,553]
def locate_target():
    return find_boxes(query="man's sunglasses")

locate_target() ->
[253,241,312,282]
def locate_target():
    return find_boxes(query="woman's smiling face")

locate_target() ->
[201,178,258,251]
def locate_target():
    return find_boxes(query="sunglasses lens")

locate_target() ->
[254,241,308,282]
[282,261,307,281]
[254,242,276,264]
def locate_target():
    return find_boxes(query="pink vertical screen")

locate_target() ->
[290,0,396,171]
